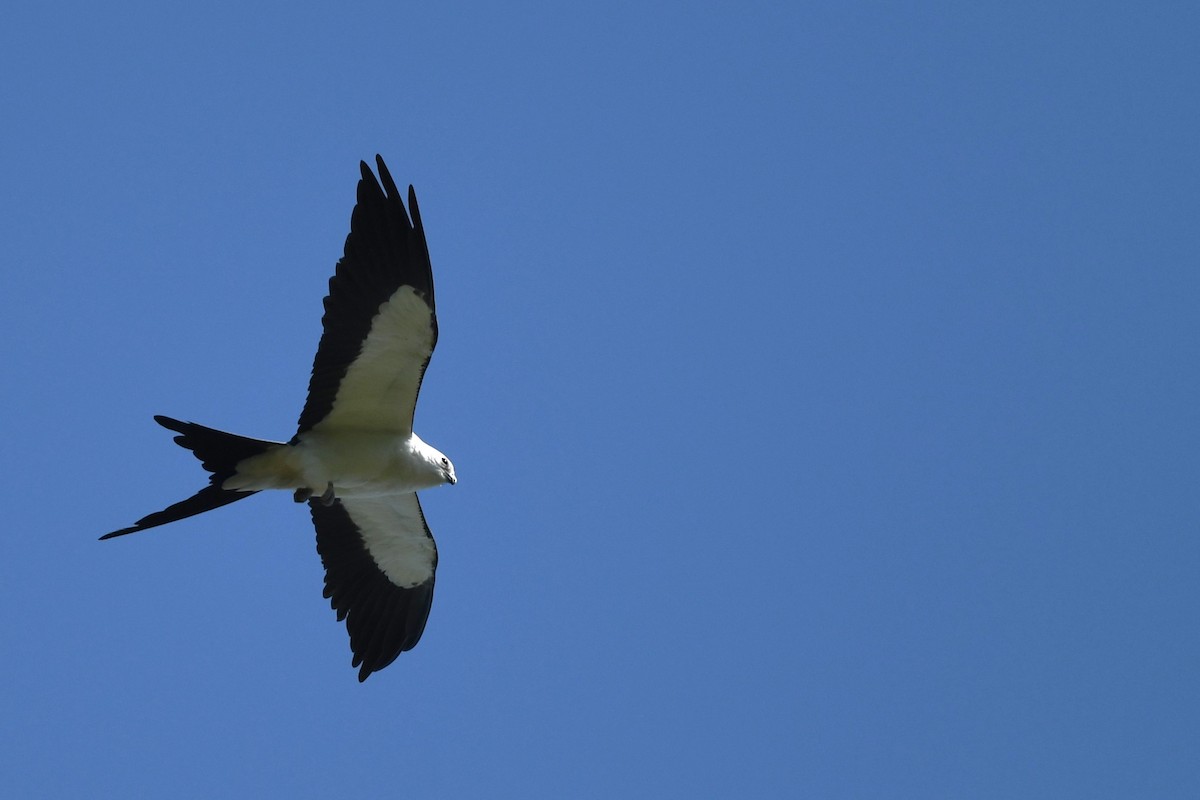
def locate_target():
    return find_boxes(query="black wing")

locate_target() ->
[295,155,437,437]
[311,493,438,681]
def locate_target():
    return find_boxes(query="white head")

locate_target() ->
[413,435,456,487]
[432,448,457,486]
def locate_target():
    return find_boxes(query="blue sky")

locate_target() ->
[2,2,1197,797]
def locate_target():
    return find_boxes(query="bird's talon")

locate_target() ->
[320,482,336,506]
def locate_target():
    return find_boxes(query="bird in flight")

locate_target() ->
[102,156,456,681]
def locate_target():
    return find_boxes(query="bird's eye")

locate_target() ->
[440,457,448,466]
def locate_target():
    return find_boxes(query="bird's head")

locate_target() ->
[411,434,457,487]
[436,452,457,486]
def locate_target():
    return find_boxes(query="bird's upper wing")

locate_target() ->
[311,492,438,681]
[295,155,437,438]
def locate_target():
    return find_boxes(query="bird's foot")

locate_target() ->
[293,487,312,503]
[320,482,336,506]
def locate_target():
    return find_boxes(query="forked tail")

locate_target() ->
[100,416,279,540]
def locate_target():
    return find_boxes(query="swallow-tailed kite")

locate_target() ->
[102,156,456,681]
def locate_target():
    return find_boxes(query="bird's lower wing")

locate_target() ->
[310,492,438,681]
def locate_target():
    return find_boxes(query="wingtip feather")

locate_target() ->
[373,155,401,201]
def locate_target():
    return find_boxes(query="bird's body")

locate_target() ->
[223,430,452,498]
[103,156,455,681]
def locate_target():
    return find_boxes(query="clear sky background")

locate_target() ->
[2,2,1197,797]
